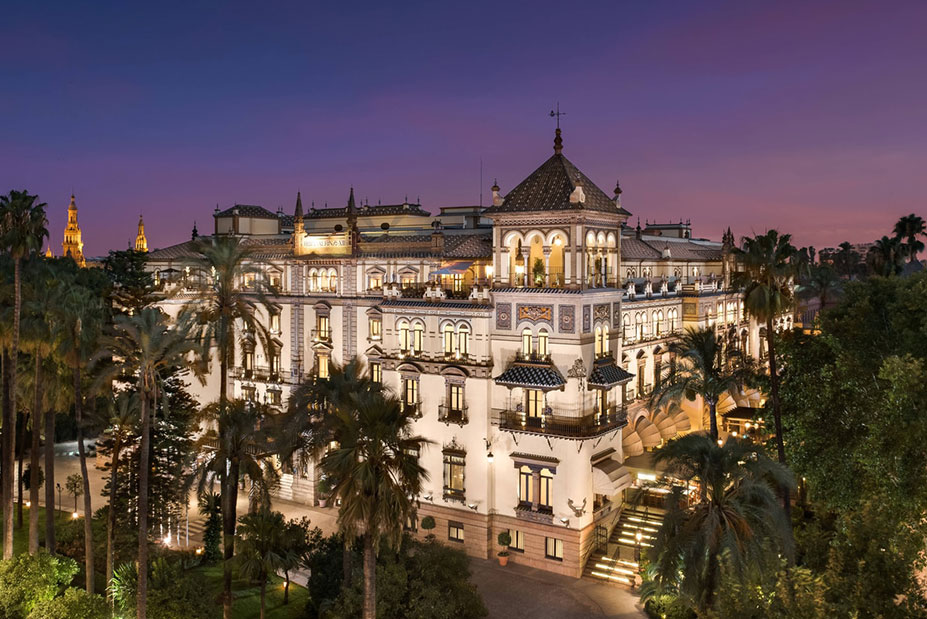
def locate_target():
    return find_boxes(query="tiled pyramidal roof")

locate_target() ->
[483,150,628,216]
[494,362,566,389]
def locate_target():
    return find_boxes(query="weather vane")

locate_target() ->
[550,103,566,129]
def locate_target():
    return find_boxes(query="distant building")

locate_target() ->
[135,215,148,252]
[61,194,86,267]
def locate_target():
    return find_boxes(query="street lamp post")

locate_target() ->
[56,483,62,514]
[634,530,643,567]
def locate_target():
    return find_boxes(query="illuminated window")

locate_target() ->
[398,321,410,353]
[309,271,319,292]
[457,324,470,357]
[537,329,548,357]
[243,351,253,372]
[268,390,282,406]
[443,451,465,500]
[443,323,455,355]
[595,326,604,357]
[508,529,525,552]
[317,353,329,379]
[539,468,553,509]
[327,269,338,292]
[242,386,256,402]
[545,537,563,561]
[368,317,381,340]
[270,311,280,334]
[448,384,464,412]
[595,389,605,414]
[368,273,382,290]
[453,273,463,292]
[522,328,533,356]
[518,466,533,504]
[526,390,543,419]
[316,315,330,341]
[412,323,424,355]
[403,378,419,409]
[448,521,464,543]
[370,362,381,384]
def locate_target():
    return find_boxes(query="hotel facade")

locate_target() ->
[148,130,780,582]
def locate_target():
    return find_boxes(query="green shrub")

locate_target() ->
[0,551,78,617]
[28,587,108,619]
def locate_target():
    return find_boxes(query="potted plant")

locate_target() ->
[317,475,332,508]
[497,531,511,566]
[421,515,436,541]
[532,258,545,287]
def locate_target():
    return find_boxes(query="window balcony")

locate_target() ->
[496,405,628,439]
[443,486,465,503]
[515,501,554,524]
[401,401,422,418]
[438,403,468,426]
[515,351,552,363]
[311,328,332,343]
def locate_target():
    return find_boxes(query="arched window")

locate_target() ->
[636,312,645,340]
[537,329,549,357]
[623,313,632,341]
[602,325,609,354]
[654,310,664,337]
[594,326,604,357]
[668,308,678,332]
[309,270,319,292]
[457,324,470,358]
[398,320,410,353]
[443,323,455,356]
[412,323,424,355]
[522,328,533,356]
[328,269,338,292]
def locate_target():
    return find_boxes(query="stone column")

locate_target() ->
[543,246,552,286]
[521,249,530,287]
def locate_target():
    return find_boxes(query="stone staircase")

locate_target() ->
[583,506,663,586]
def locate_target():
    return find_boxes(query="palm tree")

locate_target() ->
[235,508,285,619]
[867,236,904,276]
[96,308,202,619]
[284,362,431,619]
[649,327,748,442]
[55,275,105,590]
[798,263,842,314]
[99,392,140,602]
[650,433,794,612]
[185,236,277,406]
[834,241,858,278]
[893,213,926,264]
[21,259,61,553]
[192,399,277,619]
[733,231,796,478]
[0,190,47,559]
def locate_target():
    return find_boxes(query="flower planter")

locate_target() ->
[498,554,509,567]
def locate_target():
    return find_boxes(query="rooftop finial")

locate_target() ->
[614,179,622,196]
[550,103,566,154]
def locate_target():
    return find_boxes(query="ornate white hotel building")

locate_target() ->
[149,130,776,581]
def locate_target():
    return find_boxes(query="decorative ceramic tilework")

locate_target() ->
[582,305,591,333]
[516,304,554,324]
[496,303,512,330]
[593,303,610,322]
[559,304,576,333]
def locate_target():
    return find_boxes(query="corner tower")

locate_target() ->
[61,194,86,267]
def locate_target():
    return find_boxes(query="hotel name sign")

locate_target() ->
[297,233,350,255]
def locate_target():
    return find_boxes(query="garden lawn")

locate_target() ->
[0,505,71,556]
[197,565,309,619]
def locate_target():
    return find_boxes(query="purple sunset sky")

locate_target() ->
[2,1,926,257]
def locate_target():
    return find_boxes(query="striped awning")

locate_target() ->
[431,260,474,275]
[592,459,633,496]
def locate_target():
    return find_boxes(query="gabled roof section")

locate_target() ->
[483,145,629,216]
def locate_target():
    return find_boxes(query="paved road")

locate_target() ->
[470,558,645,619]
[28,451,644,617]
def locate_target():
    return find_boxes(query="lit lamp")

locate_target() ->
[635,530,643,567]
[514,264,524,275]
[72,512,79,519]
[486,451,494,463]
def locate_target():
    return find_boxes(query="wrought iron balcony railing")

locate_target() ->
[496,405,628,439]
[438,403,468,425]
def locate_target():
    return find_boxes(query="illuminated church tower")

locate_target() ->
[61,194,86,267]
[135,215,148,252]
